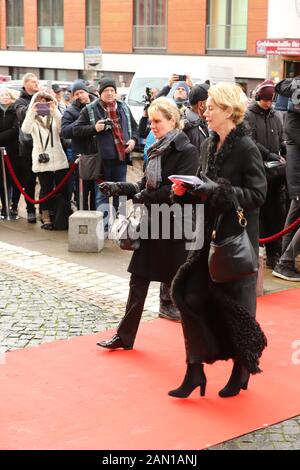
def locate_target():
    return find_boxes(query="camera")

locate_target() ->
[36,102,50,116]
[178,74,187,82]
[142,87,153,109]
[102,118,113,131]
[38,153,50,164]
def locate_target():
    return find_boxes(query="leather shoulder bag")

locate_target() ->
[208,195,258,283]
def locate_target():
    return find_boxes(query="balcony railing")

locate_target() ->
[6,26,24,47]
[38,26,64,48]
[133,25,167,50]
[86,26,100,47]
[206,24,247,51]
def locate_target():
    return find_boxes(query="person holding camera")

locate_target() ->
[21,91,69,230]
[73,78,138,232]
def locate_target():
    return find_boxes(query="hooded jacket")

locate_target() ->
[21,91,69,174]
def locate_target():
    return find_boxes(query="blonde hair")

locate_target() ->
[208,83,246,125]
[148,97,183,130]
[0,87,18,103]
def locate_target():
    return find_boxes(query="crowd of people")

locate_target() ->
[1,71,300,398]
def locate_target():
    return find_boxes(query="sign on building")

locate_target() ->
[256,39,300,56]
[84,48,102,71]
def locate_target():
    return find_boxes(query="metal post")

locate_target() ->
[0,147,11,221]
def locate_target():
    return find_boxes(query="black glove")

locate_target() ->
[188,174,219,198]
[132,191,144,203]
[267,152,282,162]
[98,182,121,197]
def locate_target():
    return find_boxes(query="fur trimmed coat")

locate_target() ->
[172,124,268,373]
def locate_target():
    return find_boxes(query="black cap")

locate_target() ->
[189,83,209,105]
[98,78,117,95]
[52,84,63,93]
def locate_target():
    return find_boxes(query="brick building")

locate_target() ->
[0,0,272,92]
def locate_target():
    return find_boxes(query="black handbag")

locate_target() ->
[110,206,141,251]
[79,150,102,181]
[208,196,258,283]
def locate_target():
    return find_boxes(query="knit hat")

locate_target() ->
[256,79,275,100]
[189,83,209,105]
[52,84,63,93]
[99,78,117,95]
[71,79,89,94]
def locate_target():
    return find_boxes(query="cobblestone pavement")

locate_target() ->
[0,240,299,450]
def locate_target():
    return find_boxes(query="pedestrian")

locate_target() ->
[244,79,286,269]
[73,78,138,233]
[21,90,70,230]
[170,83,267,398]
[97,97,199,350]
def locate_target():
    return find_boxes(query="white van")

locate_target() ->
[126,62,235,124]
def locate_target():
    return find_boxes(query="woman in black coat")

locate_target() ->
[97,97,199,350]
[170,84,268,399]
[0,88,20,217]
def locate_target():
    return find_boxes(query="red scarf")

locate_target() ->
[102,101,126,161]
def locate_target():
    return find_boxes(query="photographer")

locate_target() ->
[74,78,138,232]
[21,91,69,230]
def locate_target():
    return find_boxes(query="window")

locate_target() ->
[86,0,100,47]
[206,0,248,51]
[6,0,24,47]
[38,0,64,48]
[133,0,167,50]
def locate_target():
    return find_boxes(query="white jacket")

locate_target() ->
[21,91,69,174]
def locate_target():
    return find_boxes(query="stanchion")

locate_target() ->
[0,147,11,221]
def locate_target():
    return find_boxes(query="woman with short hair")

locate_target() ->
[97,97,199,350]
[170,83,268,399]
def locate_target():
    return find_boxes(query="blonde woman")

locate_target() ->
[97,97,199,350]
[170,83,268,399]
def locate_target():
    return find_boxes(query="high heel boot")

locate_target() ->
[218,361,250,398]
[168,363,207,398]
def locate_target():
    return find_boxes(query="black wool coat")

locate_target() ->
[125,132,199,282]
[172,124,268,373]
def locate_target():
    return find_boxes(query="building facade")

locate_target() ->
[0,0,272,92]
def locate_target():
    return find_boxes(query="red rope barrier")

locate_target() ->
[4,153,77,205]
[259,215,300,244]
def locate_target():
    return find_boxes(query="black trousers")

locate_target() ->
[259,183,285,257]
[37,169,69,211]
[21,153,37,214]
[117,275,150,348]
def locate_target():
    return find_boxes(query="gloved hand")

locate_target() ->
[98,182,120,197]
[267,152,282,162]
[188,174,218,198]
[132,191,144,203]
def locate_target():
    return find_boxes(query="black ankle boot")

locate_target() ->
[218,361,250,398]
[168,363,206,398]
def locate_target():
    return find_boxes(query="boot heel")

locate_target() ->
[241,375,250,390]
[200,382,206,397]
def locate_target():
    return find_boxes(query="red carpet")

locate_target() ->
[0,289,299,450]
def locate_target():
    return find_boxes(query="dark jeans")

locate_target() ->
[117,274,150,348]
[281,199,300,264]
[37,169,69,212]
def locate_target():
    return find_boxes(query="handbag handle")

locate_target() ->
[212,192,247,240]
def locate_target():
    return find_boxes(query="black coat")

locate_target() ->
[125,132,199,282]
[182,108,209,151]
[172,124,268,373]
[274,78,300,198]
[14,89,33,156]
[0,104,19,159]
[244,102,284,160]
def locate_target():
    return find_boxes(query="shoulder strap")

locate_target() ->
[86,102,97,126]
[118,100,132,138]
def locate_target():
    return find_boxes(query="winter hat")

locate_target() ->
[189,83,209,105]
[52,84,63,93]
[173,81,190,97]
[256,79,275,100]
[99,78,117,95]
[71,79,89,94]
